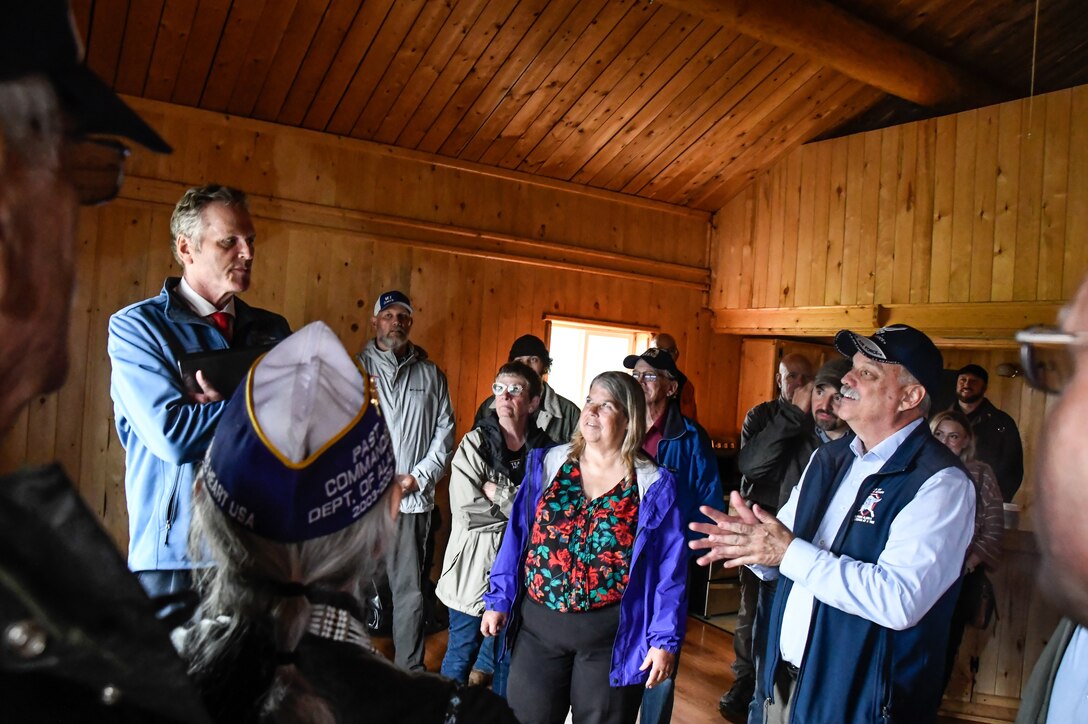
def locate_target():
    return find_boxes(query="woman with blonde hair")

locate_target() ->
[481,370,688,724]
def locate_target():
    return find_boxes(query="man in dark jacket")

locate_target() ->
[952,363,1024,501]
[625,347,723,724]
[721,353,813,719]
[692,325,975,724]
[0,4,208,721]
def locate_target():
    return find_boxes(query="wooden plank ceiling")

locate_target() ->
[70,0,1088,212]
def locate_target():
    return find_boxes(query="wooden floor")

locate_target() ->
[374,616,977,723]
[374,615,738,723]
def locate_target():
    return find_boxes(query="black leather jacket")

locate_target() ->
[0,464,209,723]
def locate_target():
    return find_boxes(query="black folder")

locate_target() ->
[177,343,277,398]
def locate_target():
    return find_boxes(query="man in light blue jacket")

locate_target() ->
[109,185,290,604]
[358,290,455,671]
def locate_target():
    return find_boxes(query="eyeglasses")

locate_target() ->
[492,382,526,397]
[62,137,131,206]
[631,371,664,382]
[1015,325,1086,394]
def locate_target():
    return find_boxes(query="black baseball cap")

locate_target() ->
[623,347,686,384]
[508,334,550,362]
[834,324,943,396]
[956,364,989,384]
[1,2,171,153]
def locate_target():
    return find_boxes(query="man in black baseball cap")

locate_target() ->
[951,362,1024,501]
[691,324,977,723]
[0,4,199,721]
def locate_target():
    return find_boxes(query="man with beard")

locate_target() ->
[109,185,291,603]
[358,290,455,671]
[952,364,1024,501]
[718,356,850,721]
[693,325,975,724]
[1014,282,1088,722]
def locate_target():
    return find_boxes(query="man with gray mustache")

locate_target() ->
[720,356,852,722]
[693,325,975,724]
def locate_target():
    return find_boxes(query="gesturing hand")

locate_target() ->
[688,491,795,568]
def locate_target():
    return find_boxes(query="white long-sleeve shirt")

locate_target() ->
[755,418,976,667]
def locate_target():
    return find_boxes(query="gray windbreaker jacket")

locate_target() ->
[358,339,455,514]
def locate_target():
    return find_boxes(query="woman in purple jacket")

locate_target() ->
[480,371,688,724]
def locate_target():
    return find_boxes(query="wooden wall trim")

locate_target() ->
[712,305,878,335]
[124,96,710,223]
[712,301,1061,337]
[880,301,1063,337]
[120,177,711,291]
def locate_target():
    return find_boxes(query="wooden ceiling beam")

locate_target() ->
[656,0,1006,108]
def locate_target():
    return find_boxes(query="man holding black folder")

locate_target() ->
[108,184,290,602]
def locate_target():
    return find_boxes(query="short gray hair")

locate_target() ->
[169,184,248,264]
[898,365,932,417]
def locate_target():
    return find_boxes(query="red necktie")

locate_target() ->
[208,312,232,343]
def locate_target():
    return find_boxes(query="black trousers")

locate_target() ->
[508,600,643,724]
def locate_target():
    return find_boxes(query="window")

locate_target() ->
[545,318,653,405]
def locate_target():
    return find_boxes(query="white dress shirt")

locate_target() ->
[1047,625,1088,722]
[176,277,236,318]
[754,418,976,667]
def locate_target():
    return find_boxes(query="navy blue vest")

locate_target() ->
[760,423,967,724]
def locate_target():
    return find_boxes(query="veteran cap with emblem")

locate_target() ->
[834,324,943,396]
[201,321,395,543]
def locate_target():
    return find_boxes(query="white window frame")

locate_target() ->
[544,315,655,406]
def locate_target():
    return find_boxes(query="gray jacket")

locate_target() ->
[358,340,455,514]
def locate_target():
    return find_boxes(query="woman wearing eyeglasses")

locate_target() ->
[437,361,553,694]
[481,371,687,724]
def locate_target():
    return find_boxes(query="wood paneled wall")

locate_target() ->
[712,89,1078,721]
[710,85,1087,336]
[0,98,739,551]
[711,86,1088,523]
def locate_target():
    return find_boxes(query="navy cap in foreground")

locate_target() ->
[834,324,943,396]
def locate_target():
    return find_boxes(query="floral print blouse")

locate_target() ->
[523,460,640,611]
